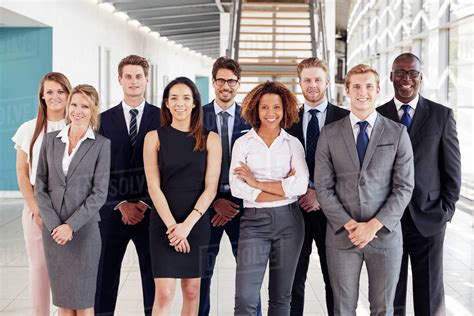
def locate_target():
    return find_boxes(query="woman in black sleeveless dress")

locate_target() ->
[144,77,221,315]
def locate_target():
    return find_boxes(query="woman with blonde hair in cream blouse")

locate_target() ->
[230,82,309,315]
[12,72,71,315]
[35,84,110,316]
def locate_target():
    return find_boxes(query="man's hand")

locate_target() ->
[298,188,321,212]
[167,222,192,247]
[344,219,358,234]
[212,198,240,224]
[347,219,383,249]
[51,224,73,245]
[118,202,145,225]
[211,213,230,227]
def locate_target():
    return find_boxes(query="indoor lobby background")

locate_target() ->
[1,0,472,315]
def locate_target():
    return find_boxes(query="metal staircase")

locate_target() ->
[227,0,329,103]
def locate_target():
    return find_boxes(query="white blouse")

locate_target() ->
[12,118,66,185]
[57,125,95,175]
[229,128,309,208]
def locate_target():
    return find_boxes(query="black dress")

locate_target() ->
[149,125,210,278]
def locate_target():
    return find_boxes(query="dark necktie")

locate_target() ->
[400,104,412,130]
[306,109,320,178]
[219,112,230,188]
[356,121,369,167]
[129,109,138,146]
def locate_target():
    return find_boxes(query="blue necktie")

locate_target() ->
[306,109,320,178]
[400,104,412,130]
[129,109,139,146]
[356,121,369,167]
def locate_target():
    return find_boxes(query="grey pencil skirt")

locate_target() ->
[42,221,101,309]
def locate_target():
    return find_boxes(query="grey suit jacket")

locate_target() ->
[35,130,111,233]
[315,114,414,249]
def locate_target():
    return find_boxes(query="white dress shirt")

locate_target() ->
[12,119,66,185]
[349,110,378,142]
[57,125,95,175]
[213,100,236,150]
[394,93,419,121]
[302,99,328,146]
[122,99,146,134]
[229,128,309,208]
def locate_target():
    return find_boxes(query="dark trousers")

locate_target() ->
[291,210,333,316]
[95,211,155,315]
[394,211,446,316]
[235,203,304,316]
[198,193,262,316]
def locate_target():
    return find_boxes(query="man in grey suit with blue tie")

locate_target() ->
[315,64,415,315]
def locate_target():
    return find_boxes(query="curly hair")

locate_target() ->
[240,82,300,129]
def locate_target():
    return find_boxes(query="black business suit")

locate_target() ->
[287,102,349,316]
[377,95,461,316]
[199,101,257,316]
[95,102,160,315]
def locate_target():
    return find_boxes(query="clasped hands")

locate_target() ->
[167,222,192,254]
[118,201,148,225]
[344,218,383,249]
[51,224,73,245]
[211,198,240,227]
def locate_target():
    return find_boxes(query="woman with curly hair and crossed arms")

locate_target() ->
[230,82,309,315]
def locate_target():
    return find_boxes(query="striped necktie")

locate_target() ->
[129,109,139,146]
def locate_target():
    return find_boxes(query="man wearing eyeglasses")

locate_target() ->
[199,57,261,316]
[377,53,461,316]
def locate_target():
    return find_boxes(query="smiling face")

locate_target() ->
[42,80,68,115]
[258,93,283,131]
[390,56,422,103]
[166,83,196,123]
[68,93,92,128]
[119,65,148,100]
[299,67,329,106]
[346,72,380,118]
[213,68,240,105]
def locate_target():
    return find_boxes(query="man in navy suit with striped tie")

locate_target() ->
[95,55,160,315]
[199,57,262,316]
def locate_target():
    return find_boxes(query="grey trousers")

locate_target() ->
[326,244,403,316]
[234,202,304,316]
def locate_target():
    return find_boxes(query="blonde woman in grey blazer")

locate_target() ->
[35,84,110,314]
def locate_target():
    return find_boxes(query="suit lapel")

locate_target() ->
[134,102,156,150]
[409,96,430,139]
[294,109,305,148]
[361,115,384,173]
[66,138,95,180]
[383,100,400,123]
[113,103,130,140]
[325,103,336,125]
[341,116,360,171]
[203,103,218,133]
[232,107,243,147]
[53,137,66,182]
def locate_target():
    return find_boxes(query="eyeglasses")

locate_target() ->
[214,78,239,87]
[393,70,421,78]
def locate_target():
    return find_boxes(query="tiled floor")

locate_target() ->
[0,198,472,315]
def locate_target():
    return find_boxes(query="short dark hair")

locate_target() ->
[212,57,241,80]
[118,55,150,78]
[240,82,300,129]
[392,53,422,68]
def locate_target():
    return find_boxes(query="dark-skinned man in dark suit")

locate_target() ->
[377,53,461,316]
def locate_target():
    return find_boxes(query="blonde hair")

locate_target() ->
[65,84,100,131]
[345,64,380,89]
[297,57,330,81]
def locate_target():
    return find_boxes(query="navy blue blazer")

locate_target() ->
[202,101,250,201]
[377,96,461,236]
[287,103,349,181]
[98,101,161,218]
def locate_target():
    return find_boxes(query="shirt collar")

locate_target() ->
[57,124,96,143]
[303,98,328,114]
[122,99,146,114]
[213,100,236,117]
[246,127,290,141]
[394,93,419,111]
[349,110,378,129]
